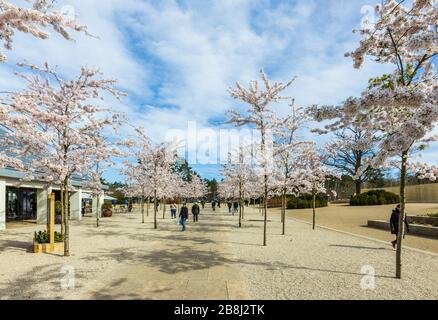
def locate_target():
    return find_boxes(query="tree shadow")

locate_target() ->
[0,263,87,300]
[0,239,33,253]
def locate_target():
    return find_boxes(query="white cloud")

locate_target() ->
[3,0,436,180]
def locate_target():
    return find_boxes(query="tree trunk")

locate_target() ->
[355,180,361,195]
[146,197,150,217]
[96,193,100,228]
[162,198,166,219]
[263,175,268,246]
[63,180,70,257]
[60,184,64,235]
[242,188,245,220]
[141,196,145,224]
[282,190,286,235]
[396,150,408,279]
[154,190,158,229]
[239,182,242,228]
[312,192,316,230]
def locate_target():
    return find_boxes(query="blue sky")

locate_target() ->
[2,0,437,182]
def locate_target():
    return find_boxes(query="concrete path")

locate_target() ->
[73,207,250,300]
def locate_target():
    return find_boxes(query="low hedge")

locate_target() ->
[350,190,400,206]
[287,195,328,209]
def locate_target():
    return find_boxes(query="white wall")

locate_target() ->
[70,189,82,221]
[92,191,105,218]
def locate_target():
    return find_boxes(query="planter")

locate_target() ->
[102,209,113,218]
[367,220,438,239]
[408,216,438,226]
[33,242,65,254]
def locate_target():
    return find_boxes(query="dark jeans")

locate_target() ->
[180,217,187,231]
[171,209,177,219]
[193,214,199,222]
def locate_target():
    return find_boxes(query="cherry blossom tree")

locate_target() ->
[121,130,153,224]
[83,132,123,228]
[0,0,88,63]
[187,174,208,201]
[310,0,437,278]
[297,144,336,230]
[1,62,123,256]
[221,146,253,227]
[141,141,178,229]
[272,100,308,235]
[228,69,296,246]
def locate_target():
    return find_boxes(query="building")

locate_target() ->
[0,167,107,231]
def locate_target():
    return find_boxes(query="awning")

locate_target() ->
[81,193,116,201]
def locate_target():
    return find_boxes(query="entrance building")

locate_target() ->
[0,167,106,230]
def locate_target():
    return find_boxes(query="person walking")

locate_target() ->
[170,203,177,219]
[192,202,200,223]
[212,200,216,211]
[390,204,410,248]
[227,202,232,213]
[233,201,239,215]
[179,204,189,231]
[128,201,133,213]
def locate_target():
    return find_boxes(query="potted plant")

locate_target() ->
[33,230,64,253]
[101,201,113,218]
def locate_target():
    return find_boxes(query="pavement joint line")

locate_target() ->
[288,217,438,257]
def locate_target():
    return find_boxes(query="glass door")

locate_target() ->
[6,189,19,221]
[6,188,37,221]
[22,190,36,220]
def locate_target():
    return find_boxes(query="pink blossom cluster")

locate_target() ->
[0,0,88,63]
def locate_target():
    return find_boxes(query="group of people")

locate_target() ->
[227,201,240,215]
[211,200,221,211]
[170,202,201,231]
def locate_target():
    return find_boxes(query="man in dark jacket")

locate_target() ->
[192,203,200,223]
[227,202,232,213]
[233,202,239,215]
[179,204,189,231]
[390,204,410,248]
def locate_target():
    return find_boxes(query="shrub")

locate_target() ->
[287,194,328,210]
[350,190,400,206]
[34,230,64,244]
[101,201,113,211]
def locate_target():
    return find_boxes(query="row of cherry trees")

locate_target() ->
[219,71,336,246]
[221,0,437,280]
[120,129,209,229]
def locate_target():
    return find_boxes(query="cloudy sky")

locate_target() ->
[3,0,436,182]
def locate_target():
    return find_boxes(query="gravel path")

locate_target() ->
[0,214,160,299]
[228,206,438,300]
[1,205,437,300]
[282,203,438,253]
